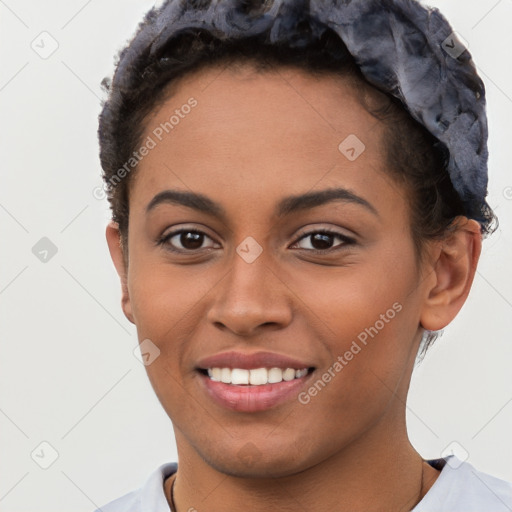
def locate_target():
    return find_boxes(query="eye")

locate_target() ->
[158,229,220,252]
[292,229,355,252]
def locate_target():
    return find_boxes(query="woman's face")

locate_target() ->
[115,64,434,477]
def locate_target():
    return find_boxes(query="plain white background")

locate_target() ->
[0,1,511,510]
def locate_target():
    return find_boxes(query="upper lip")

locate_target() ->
[196,351,314,370]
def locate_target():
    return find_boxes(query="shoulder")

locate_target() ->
[414,455,512,512]
[92,462,177,512]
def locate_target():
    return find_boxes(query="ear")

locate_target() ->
[420,217,482,331]
[105,221,135,324]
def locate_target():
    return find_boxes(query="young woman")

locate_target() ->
[95,0,511,510]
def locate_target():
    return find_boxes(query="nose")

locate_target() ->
[206,250,293,337]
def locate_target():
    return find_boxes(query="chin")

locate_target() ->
[198,440,318,479]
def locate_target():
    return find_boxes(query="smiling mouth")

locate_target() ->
[197,367,315,386]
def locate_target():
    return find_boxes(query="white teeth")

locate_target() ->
[231,369,249,385]
[268,367,283,384]
[282,368,296,381]
[205,367,309,385]
[249,368,268,385]
[220,368,231,384]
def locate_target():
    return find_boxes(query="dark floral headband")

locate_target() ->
[312,0,488,222]
[134,0,490,222]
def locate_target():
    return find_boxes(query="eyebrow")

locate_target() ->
[276,188,379,218]
[146,187,379,219]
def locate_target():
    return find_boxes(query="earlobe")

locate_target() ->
[105,221,135,324]
[420,218,482,332]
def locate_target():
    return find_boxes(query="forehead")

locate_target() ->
[129,64,406,220]
[143,63,382,148]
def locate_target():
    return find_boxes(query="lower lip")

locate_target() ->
[198,371,313,412]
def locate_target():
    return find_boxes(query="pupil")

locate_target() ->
[181,232,203,249]
[311,233,333,250]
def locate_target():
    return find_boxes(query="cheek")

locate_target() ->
[126,261,225,404]
[128,261,215,340]
[127,267,199,398]
[288,250,420,405]
[292,302,417,447]
[288,249,416,344]
[127,264,206,414]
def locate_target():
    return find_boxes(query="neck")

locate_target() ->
[167,414,440,512]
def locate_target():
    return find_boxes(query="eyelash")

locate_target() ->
[157,228,356,254]
[292,228,356,253]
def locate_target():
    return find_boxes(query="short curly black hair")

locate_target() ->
[97,0,497,357]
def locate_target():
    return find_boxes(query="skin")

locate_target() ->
[106,63,482,511]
